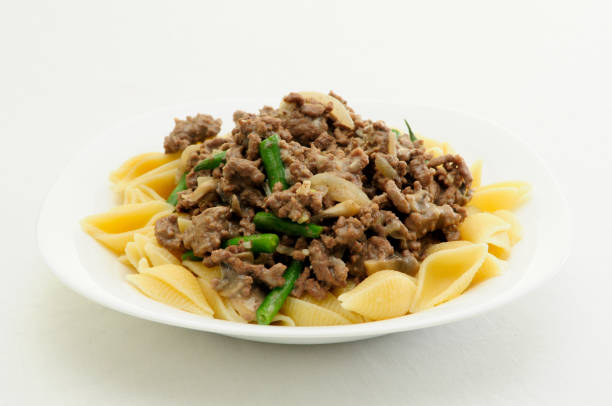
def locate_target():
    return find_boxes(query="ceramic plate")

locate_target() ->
[37,100,571,344]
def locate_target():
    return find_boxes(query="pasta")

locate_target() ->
[410,243,488,313]
[458,212,513,259]
[338,270,417,321]
[281,297,351,326]
[82,91,530,326]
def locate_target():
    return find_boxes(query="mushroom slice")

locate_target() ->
[364,256,419,277]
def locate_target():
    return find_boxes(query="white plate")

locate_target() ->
[37,100,571,344]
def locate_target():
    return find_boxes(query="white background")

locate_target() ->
[2,1,611,405]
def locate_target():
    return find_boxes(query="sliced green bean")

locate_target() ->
[404,119,418,143]
[259,134,288,190]
[193,150,227,172]
[167,173,187,206]
[253,212,323,238]
[222,234,279,253]
[256,261,304,325]
[181,250,202,261]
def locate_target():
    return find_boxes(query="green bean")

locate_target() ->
[404,119,418,143]
[253,212,323,238]
[222,234,279,253]
[193,150,227,172]
[256,260,304,325]
[259,134,288,190]
[167,172,187,206]
[181,250,202,261]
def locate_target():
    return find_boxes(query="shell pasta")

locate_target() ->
[82,92,530,325]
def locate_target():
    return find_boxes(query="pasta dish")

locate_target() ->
[81,91,530,326]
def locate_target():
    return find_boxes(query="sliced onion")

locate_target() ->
[374,155,398,179]
[311,200,360,222]
[310,173,370,207]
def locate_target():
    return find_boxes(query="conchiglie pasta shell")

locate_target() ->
[81,225,152,255]
[300,293,365,324]
[123,186,151,204]
[479,180,531,195]
[270,313,296,327]
[411,243,488,313]
[120,160,181,199]
[469,181,531,212]
[428,146,444,158]
[487,230,512,260]
[281,297,351,326]
[470,254,506,287]
[82,201,172,234]
[110,152,179,184]
[137,257,151,273]
[425,240,472,256]
[117,254,131,267]
[470,160,483,189]
[182,261,222,283]
[425,241,505,287]
[140,264,213,316]
[196,278,247,323]
[339,270,417,320]
[459,212,511,245]
[493,210,524,245]
[125,241,146,269]
[81,201,170,254]
[126,273,210,316]
[144,242,180,266]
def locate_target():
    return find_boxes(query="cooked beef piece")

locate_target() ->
[245,132,262,160]
[164,114,222,153]
[331,216,365,252]
[219,158,265,195]
[154,215,183,255]
[183,206,239,257]
[291,266,328,300]
[281,93,332,145]
[264,182,324,223]
[204,244,286,289]
[364,236,394,260]
[429,154,473,206]
[309,239,348,288]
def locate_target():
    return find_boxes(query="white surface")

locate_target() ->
[2,0,610,403]
[38,100,570,344]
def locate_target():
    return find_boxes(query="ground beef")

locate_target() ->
[154,215,183,255]
[206,245,287,292]
[264,181,324,223]
[245,133,262,160]
[183,207,239,257]
[332,217,365,251]
[309,240,348,288]
[164,114,222,153]
[364,236,394,260]
[291,266,328,300]
[156,91,474,307]
[218,158,265,200]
